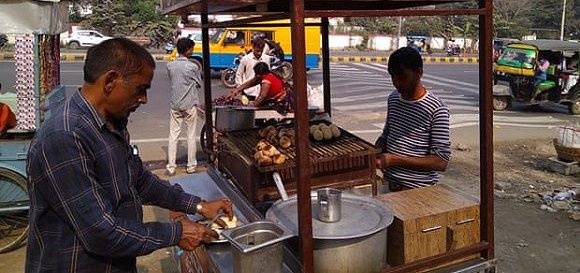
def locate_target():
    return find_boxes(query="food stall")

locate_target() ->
[0,0,75,253]
[161,1,495,272]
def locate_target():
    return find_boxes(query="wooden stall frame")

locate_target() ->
[162,1,495,272]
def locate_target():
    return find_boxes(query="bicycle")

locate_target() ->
[0,167,29,253]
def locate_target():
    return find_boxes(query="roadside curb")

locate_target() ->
[0,52,479,64]
[329,56,479,64]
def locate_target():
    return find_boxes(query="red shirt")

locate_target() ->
[262,73,285,99]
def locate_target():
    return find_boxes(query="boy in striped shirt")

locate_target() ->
[375,47,451,191]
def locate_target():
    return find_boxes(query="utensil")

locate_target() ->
[317,188,342,223]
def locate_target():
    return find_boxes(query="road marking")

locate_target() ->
[369,63,480,89]
[354,63,479,94]
[332,91,390,103]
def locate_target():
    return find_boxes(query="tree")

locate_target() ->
[70,0,177,48]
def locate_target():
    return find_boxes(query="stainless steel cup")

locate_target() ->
[317,188,342,222]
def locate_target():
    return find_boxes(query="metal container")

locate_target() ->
[222,221,294,273]
[266,192,394,273]
[317,188,342,223]
[215,105,255,132]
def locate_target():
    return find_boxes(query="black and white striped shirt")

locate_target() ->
[378,91,451,188]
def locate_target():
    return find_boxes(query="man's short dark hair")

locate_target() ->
[177,38,195,55]
[253,62,270,75]
[83,38,155,83]
[387,47,423,76]
[251,38,266,49]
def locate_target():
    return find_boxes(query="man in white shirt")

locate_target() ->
[235,38,271,100]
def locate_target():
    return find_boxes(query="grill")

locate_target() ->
[217,125,378,203]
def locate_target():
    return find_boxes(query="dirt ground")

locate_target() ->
[444,138,580,273]
[1,138,578,273]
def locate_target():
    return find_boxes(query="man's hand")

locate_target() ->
[197,198,234,228]
[178,219,219,251]
[376,153,397,169]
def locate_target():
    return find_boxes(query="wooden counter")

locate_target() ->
[375,184,480,268]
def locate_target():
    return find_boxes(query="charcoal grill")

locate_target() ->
[217,125,378,204]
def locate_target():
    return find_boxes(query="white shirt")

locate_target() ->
[235,53,271,97]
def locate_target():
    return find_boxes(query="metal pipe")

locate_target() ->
[208,13,289,28]
[201,1,214,156]
[478,0,495,261]
[321,17,331,116]
[290,0,314,272]
[560,0,567,41]
[207,23,323,28]
[304,8,486,18]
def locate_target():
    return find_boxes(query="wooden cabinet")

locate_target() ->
[375,185,480,267]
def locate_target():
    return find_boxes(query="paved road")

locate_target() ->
[1,61,577,163]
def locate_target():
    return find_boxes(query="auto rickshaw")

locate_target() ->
[493,39,580,114]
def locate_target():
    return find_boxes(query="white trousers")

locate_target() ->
[167,108,198,170]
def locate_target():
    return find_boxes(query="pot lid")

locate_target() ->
[265,192,394,240]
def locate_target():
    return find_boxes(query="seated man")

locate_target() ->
[229,62,286,107]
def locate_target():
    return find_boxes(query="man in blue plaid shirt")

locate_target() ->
[26,38,232,273]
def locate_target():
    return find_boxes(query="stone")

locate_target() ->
[540,204,557,213]
[552,200,571,211]
[569,211,580,221]
[517,240,529,248]
[574,205,580,211]
[494,181,512,191]
[522,194,541,203]
[454,143,470,151]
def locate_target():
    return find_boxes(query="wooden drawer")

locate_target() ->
[377,185,480,267]
[447,206,480,251]
[388,212,448,265]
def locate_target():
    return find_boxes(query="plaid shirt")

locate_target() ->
[26,91,201,273]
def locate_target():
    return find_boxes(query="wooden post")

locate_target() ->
[478,0,495,261]
[201,1,214,156]
[321,17,331,116]
[290,0,314,272]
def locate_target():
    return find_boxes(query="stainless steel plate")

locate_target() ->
[266,192,393,240]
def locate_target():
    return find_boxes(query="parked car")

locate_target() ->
[63,30,112,49]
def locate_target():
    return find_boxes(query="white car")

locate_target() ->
[64,30,112,49]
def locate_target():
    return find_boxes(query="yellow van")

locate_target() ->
[169,20,321,70]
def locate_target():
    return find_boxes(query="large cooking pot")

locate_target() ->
[266,191,394,273]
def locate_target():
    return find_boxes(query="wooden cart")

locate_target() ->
[162,1,496,272]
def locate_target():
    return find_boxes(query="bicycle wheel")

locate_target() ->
[0,167,29,254]
[221,69,237,88]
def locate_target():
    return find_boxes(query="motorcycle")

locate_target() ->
[220,52,293,88]
[164,42,175,54]
[446,44,461,56]
[220,52,244,88]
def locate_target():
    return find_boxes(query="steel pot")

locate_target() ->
[266,192,394,273]
[214,105,255,132]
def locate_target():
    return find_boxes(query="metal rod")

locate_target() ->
[560,0,567,41]
[201,1,214,156]
[207,23,323,28]
[305,8,486,18]
[208,13,289,28]
[290,0,314,272]
[478,0,495,261]
[382,242,490,273]
[321,17,331,116]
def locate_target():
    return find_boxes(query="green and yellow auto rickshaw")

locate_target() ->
[493,39,580,114]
